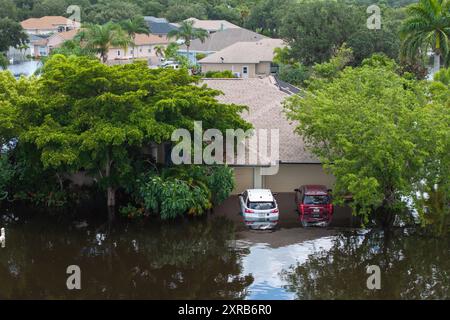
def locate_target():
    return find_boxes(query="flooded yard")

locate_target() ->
[0,208,449,300]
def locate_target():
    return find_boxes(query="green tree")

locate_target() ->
[0,0,18,20]
[85,0,142,25]
[280,1,362,65]
[80,22,133,63]
[31,0,67,17]
[168,20,209,64]
[19,55,249,208]
[0,18,28,53]
[49,38,96,58]
[245,0,293,37]
[430,66,450,101]
[164,2,208,22]
[400,0,450,71]
[284,60,435,228]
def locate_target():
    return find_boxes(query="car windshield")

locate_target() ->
[303,195,330,205]
[248,202,275,210]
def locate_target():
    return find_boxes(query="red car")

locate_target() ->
[294,185,333,227]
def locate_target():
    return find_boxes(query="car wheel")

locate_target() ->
[301,220,309,228]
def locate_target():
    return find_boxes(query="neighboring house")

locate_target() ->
[178,28,267,63]
[47,29,80,51]
[144,16,178,36]
[108,33,170,61]
[199,39,285,78]
[180,18,241,33]
[6,34,41,61]
[21,16,81,36]
[201,78,335,194]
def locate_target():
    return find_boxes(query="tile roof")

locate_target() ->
[21,16,80,31]
[201,78,318,165]
[133,33,170,45]
[49,28,80,41]
[179,28,267,52]
[199,38,285,64]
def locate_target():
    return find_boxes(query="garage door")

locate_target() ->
[232,167,254,194]
[264,164,335,193]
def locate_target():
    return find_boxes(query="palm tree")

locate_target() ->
[154,45,165,62]
[81,22,133,63]
[167,20,209,64]
[120,16,150,59]
[400,0,450,73]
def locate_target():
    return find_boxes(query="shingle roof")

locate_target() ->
[199,39,285,64]
[144,16,178,35]
[201,78,318,165]
[21,16,80,30]
[179,28,267,52]
[184,18,241,32]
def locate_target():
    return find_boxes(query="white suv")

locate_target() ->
[239,189,279,230]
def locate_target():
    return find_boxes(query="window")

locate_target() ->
[130,49,134,55]
[303,195,330,205]
[117,50,121,56]
[248,202,275,210]
[39,46,47,56]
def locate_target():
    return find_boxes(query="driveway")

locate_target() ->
[214,193,359,230]
[213,193,360,246]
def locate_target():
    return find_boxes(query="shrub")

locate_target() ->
[204,70,236,78]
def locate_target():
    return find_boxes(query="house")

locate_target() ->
[199,39,285,78]
[201,77,335,194]
[108,33,170,61]
[7,34,46,61]
[144,16,178,36]
[178,28,267,63]
[47,29,80,51]
[20,16,80,36]
[181,18,241,33]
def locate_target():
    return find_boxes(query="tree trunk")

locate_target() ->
[107,187,116,207]
[187,45,190,65]
[105,152,115,207]
[433,53,441,75]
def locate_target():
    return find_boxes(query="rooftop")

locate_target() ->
[199,38,285,64]
[133,33,170,45]
[144,16,178,35]
[21,16,80,31]
[183,18,241,32]
[179,28,267,53]
[201,78,317,165]
[49,28,80,41]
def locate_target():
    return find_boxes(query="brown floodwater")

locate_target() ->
[0,207,449,299]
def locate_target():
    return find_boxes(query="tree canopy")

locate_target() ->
[284,56,449,228]
[1,55,250,211]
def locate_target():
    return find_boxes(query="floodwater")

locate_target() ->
[7,60,41,78]
[0,208,449,300]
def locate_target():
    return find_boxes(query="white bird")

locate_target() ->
[0,228,5,248]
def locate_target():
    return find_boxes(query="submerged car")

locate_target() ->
[239,189,279,230]
[295,185,333,227]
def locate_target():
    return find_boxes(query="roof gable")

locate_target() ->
[180,28,267,52]
[199,39,285,64]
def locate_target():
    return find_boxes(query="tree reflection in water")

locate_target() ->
[281,230,450,299]
[0,212,253,299]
